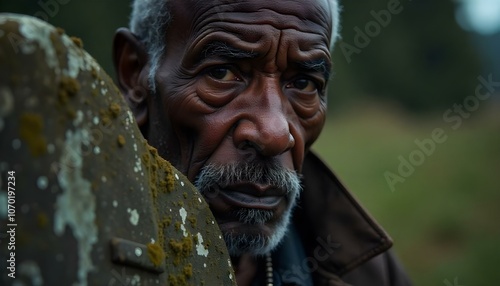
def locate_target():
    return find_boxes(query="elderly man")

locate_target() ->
[113,0,412,285]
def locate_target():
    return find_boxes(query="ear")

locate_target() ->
[113,28,149,129]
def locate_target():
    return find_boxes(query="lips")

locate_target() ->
[218,190,282,209]
[211,183,286,210]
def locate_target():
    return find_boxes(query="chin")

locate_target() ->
[221,206,294,257]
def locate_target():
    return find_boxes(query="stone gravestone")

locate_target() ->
[0,14,236,286]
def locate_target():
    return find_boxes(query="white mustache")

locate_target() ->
[194,162,302,198]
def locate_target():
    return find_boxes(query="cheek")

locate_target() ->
[284,99,325,172]
[195,78,243,107]
[160,85,236,177]
[297,102,326,149]
[285,89,327,145]
[165,85,234,154]
[288,92,323,119]
[164,81,216,129]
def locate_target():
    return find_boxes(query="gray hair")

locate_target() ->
[129,0,341,92]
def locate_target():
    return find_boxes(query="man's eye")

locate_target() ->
[287,78,318,92]
[207,67,240,81]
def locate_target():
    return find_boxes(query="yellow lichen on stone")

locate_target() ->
[161,216,172,228]
[58,76,80,104]
[117,134,126,147]
[167,264,193,286]
[163,160,175,193]
[187,216,197,228]
[101,115,111,127]
[148,145,158,156]
[109,102,121,118]
[146,144,175,193]
[91,68,98,79]
[56,27,65,35]
[70,36,83,48]
[98,108,113,127]
[144,145,171,252]
[183,263,193,278]
[169,237,193,266]
[50,31,65,62]
[168,273,187,286]
[147,241,165,267]
[19,113,47,156]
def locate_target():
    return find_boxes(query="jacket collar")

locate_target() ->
[293,151,393,276]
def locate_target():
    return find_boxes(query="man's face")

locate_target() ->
[145,0,332,256]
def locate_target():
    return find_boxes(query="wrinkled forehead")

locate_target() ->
[169,0,333,46]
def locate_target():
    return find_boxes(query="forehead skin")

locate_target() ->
[151,0,333,179]
[168,0,333,70]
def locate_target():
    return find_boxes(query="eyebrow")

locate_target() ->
[200,41,331,79]
[200,41,259,61]
[296,59,331,80]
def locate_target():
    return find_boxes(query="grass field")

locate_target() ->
[312,103,500,285]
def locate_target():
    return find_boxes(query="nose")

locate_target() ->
[232,93,295,157]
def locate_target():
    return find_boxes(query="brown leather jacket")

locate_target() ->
[277,152,413,285]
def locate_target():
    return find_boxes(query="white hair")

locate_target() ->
[129,0,341,91]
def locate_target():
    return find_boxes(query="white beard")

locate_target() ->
[195,162,302,256]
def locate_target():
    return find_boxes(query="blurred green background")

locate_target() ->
[1,0,499,284]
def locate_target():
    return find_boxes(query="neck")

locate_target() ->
[231,254,258,286]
